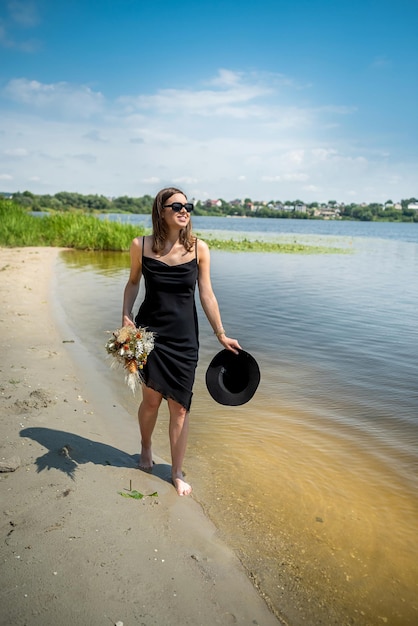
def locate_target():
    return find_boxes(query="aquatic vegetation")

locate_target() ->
[0,199,346,253]
[203,236,348,254]
[0,199,145,250]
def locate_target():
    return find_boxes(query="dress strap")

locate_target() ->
[195,237,198,263]
[142,236,145,261]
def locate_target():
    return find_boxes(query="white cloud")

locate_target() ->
[311,148,337,161]
[120,89,268,119]
[68,153,97,164]
[141,177,160,184]
[4,147,29,157]
[173,176,199,185]
[3,79,104,118]
[261,173,309,183]
[0,1,40,51]
[0,173,13,180]
[0,31,38,51]
[208,68,244,88]
[286,150,305,165]
[8,1,40,27]
[0,69,416,202]
[83,130,108,143]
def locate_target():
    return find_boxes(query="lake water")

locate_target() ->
[55,217,418,625]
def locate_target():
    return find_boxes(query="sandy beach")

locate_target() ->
[0,247,280,626]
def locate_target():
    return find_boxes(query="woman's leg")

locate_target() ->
[167,398,192,496]
[138,385,163,470]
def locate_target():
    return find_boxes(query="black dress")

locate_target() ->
[135,237,199,411]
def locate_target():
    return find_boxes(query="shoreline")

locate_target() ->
[0,247,281,626]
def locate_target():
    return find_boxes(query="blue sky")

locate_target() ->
[1,0,417,203]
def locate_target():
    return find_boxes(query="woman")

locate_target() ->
[122,187,241,496]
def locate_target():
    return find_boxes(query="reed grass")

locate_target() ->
[1,199,346,253]
[203,236,348,254]
[0,199,145,250]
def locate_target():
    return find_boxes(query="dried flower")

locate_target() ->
[105,326,155,393]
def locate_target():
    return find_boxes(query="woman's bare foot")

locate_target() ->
[138,444,153,473]
[172,472,192,496]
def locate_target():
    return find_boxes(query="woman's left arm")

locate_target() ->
[197,239,241,354]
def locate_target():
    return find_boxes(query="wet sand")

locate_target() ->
[0,247,281,626]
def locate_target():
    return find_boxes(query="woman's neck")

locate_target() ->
[165,230,181,245]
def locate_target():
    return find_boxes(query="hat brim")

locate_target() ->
[205,349,260,406]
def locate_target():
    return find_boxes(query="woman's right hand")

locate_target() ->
[122,314,136,328]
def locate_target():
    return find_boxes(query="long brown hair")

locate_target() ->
[151,187,195,253]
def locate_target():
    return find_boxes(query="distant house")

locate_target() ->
[277,204,295,212]
[407,202,418,210]
[384,202,402,210]
[314,207,341,219]
[204,199,222,208]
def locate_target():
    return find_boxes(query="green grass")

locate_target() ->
[203,236,347,254]
[0,199,145,250]
[0,199,347,253]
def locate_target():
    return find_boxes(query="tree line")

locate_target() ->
[5,190,418,222]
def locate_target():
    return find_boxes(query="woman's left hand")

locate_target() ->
[218,334,241,355]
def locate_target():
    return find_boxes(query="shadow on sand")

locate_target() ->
[20,427,173,485]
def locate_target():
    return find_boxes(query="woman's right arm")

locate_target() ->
[122,237,143,327]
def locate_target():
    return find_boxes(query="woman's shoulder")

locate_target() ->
[196,237,210,262]
[131,234,151,249]
[131,236,142,250]
[196,237,209,253]
[130,235,148,260]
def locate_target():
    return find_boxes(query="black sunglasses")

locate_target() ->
[163,202,194,213]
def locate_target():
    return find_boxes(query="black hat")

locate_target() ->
[205,349,260,406]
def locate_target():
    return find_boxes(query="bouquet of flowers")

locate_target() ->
[105,325,155,393]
